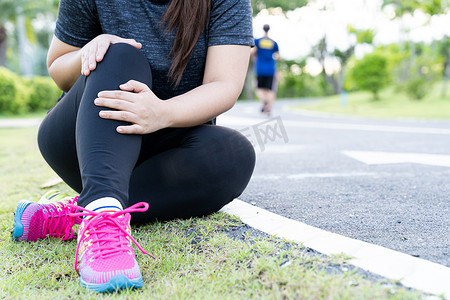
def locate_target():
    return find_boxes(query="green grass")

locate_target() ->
[0,126,425,299]
[0,110,48,119]
[293,81,450,119]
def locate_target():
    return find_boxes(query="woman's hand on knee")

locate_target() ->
[81,34,142,76]
[95,80,170,134]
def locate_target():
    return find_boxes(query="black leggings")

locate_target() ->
[37,43,255,223]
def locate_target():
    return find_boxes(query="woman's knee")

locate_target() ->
[215,125,255,169]
[91,43,152,87]
[105,43,143,61]
[194,126,256,195]
[196,130,255,213]
[37,119,50,159]
[222,128,255,194]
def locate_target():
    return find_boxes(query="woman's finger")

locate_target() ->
[126,39,142,49]
[96,39,109,62]
[94,97,133,110]
[120,80,150,93]
[81,50,86,75]
[88,42,98,71]
[98,110,136,123]
[116,124,143,135]
[82,50,90,76]
[111,36,142,49]
[97,90,135,101]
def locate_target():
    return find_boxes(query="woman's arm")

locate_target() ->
[47,35,142,92]
[95,44,251,134]
[47,36,82,92]
[165,44,251,127]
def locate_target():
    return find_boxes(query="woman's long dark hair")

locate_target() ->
[163,0,210,86]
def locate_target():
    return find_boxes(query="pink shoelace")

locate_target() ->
[67,202,156,274]
[41,196,81,240]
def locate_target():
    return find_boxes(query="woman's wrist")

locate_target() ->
[159,99,176,129]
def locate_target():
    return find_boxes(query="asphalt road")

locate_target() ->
[217,99,450,268]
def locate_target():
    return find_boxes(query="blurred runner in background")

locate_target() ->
[252,24,279,116]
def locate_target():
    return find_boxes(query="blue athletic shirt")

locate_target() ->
[55,0,254,100]
[254,37,279,76]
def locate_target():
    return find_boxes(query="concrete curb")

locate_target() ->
[222,199,450,299]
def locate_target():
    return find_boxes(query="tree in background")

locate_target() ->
[334,26,374,95]
[0,0,17,67]
[251,0,307,16]
[276,59,326,98]
[382,0,448,98]
[350,53,390,100]
[309,36,339,95]
[240,0,307,99]
[308,27,374,96]
[438,35,449,97]
[0,0,58,75]
[406,42,442,100]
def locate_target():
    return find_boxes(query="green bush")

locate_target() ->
[401,53,439,100]
[26,76,61,111]
[405,76,429,100]
[0,67,28,114]
[277,60,329,98]
[0,67,61,114]
[278,74,318,97]
[278,73,308,97]
[350,53,390,100]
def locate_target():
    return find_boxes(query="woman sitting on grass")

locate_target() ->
[12,0,255,293]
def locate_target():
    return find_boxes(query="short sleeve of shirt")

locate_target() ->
[54,0,102,48]
[208,0,254,47]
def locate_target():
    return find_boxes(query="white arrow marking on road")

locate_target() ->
[343,151,450,168]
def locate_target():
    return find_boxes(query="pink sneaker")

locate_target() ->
[12,191,81,242]
[67,202,155,292]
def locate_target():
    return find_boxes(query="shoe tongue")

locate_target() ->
[85,214,131,254]
[86,213,130,234]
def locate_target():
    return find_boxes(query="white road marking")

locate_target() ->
[257,144,305,154]
[0,118,42,128]
[218,115,450,135]
[251,172,381,180]
[221,199,450,299]
[251,174,284,180]
[287,172,379,179]
[343,151,450,168]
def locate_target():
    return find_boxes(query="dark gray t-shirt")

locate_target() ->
[55,0,254,100]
